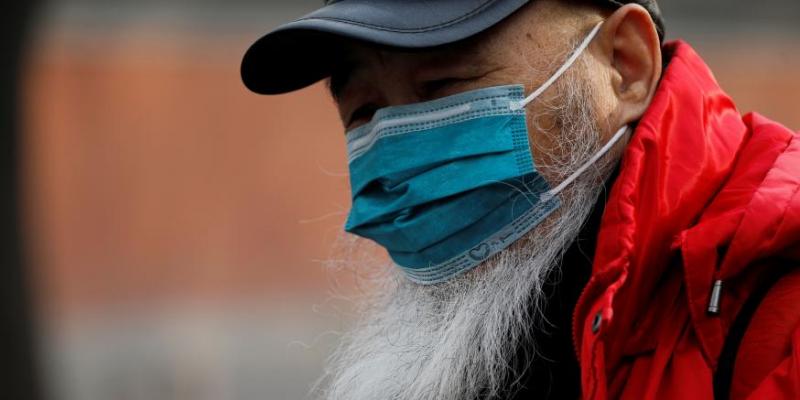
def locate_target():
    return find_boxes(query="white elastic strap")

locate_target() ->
[510,22,604,111]
[541,125,630,202]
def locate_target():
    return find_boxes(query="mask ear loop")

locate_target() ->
[509,21,604,111]
[540,125,630,202]
[506,21,617,201]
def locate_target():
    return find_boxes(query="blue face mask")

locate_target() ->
[343,22,627,284]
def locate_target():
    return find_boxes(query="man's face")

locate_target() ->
[328,0,617,187]
[318,2,661,400]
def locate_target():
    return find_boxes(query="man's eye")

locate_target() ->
[347,103,379,128]
[422,78,464,96]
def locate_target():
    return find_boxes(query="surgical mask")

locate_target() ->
[343,22,627,284]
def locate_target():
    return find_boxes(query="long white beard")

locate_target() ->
[318,62,622,400]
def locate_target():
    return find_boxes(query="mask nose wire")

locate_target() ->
[509,21,604,111]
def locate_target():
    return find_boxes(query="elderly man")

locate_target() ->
[242,1,800,399]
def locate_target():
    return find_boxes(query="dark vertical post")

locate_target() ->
[2,2,42,399]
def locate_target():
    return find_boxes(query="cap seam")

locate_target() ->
[297,0,504,33]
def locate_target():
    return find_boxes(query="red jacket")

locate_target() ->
[574,41,800,399]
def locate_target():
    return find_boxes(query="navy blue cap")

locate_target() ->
[241,0,664,95]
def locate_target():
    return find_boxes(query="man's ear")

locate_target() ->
[593,3,662,125]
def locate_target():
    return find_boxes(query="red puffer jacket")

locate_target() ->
[574,41,800,399]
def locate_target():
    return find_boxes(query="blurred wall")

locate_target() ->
[22,1,800,400]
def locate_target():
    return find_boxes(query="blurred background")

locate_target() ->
[15,1,800,399]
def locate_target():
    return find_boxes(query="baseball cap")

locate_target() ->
[241,0,664,95]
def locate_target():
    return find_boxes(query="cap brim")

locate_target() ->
[241,0,530,95]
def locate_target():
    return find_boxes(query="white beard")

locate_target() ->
[317,61,623,400]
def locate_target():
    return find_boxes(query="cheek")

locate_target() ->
[580,59,620,139]
[522,99,564,183]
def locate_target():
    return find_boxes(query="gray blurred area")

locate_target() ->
[27,1,799,400]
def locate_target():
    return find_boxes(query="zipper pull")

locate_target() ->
[707,280,723,315]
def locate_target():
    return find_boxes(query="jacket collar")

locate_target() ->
[575,39,749,354]
[574,38,800,398]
